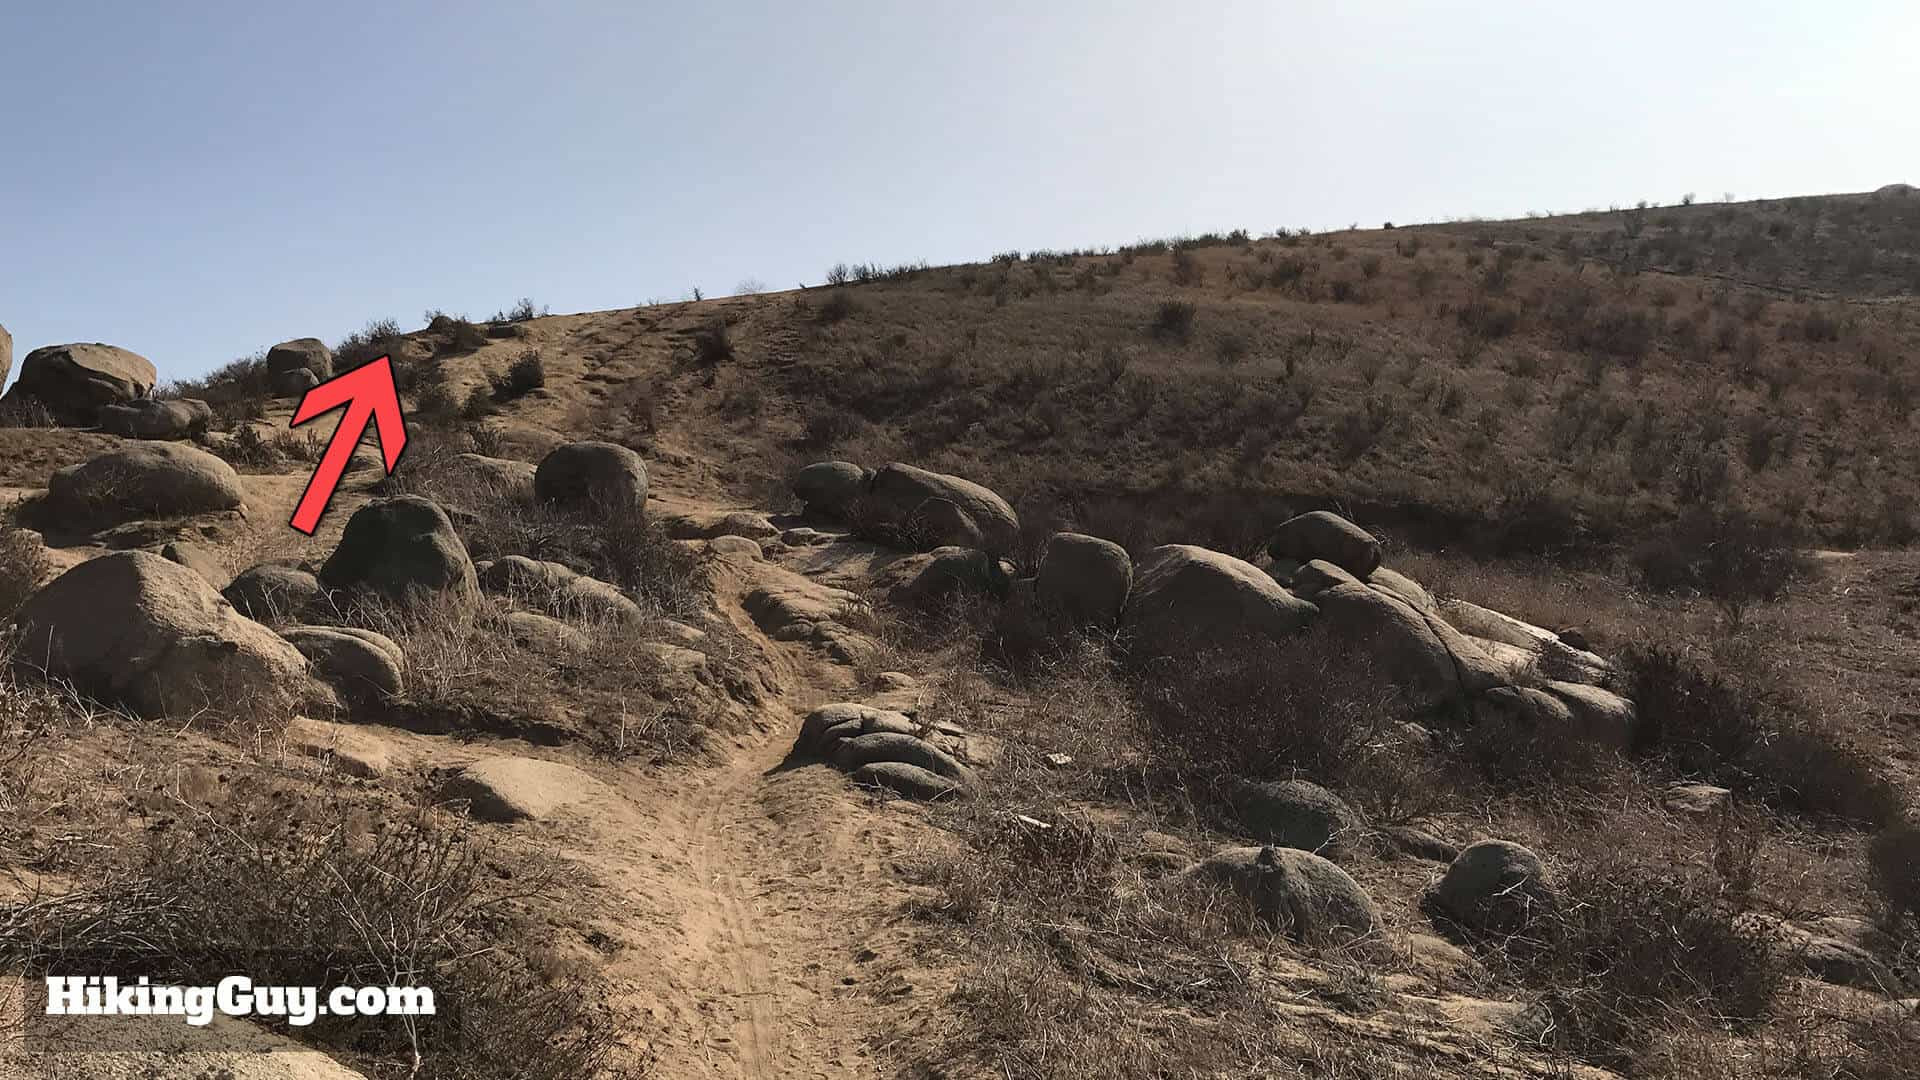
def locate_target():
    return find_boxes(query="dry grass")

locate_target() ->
[0,780,617,1077]
[747,194,1920,558]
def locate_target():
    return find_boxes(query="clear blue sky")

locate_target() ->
[3,1,1914,385]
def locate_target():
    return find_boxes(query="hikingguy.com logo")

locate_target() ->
[42,975,435,1028]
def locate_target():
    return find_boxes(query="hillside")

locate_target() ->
[0,187,1917,1079]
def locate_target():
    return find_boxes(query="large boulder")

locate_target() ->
[1312,582,1505,714]
[223,565,324,622]
[320,496,478,600]
[866,463,1020,555]
[1186,845,1379,943]
[1268,511,1382,578]
[1430,839,1555,933]
[279,626,404,701]
[48,443,245,523]
[1226,778,1366,857]
[2,343,157,424]
[1123,544,1317,661]
[792,461,870,519]
[534,441,648,515]
[266,338,333,384]
[1036,532,1132,627]
[0,322,12,387]
[13,551,313,719]
[97,398,213,440]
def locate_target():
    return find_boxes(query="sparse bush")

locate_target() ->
[1631,509,1809,620]
[493,297,546,323]
[0,785,617,1077]
[461,384,498,421]
[692,319,734,366]
[1456,298,1520,339]
[1149,299,1197,343]
[1868,825,1920,930]
[489,348,546,401]
[816,290,857,324]
[335,317,406,372]
[1626,640,1904,826]
[0,527,50,619]
[0,395,58,428]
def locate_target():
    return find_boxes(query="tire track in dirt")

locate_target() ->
[686,750,781,1078]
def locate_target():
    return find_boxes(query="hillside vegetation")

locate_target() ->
[751,187,1920,558]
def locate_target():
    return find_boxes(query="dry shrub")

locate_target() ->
[1633,509,1811,621]
[489,348,546,401]
[1135,634,1391,781]
[1626,639,1904,827]
[0,784,616,1077]
[0,526,50,620]
[0,395,57,428]
[1517,858,1783,1068]
[1150,299,1197,342]
[1867,824,1920,931]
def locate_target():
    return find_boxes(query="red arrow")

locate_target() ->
[287,355,409,535]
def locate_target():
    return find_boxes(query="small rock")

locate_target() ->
[1663,783,1734,816]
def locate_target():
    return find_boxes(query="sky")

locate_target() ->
[2,1,1915,385]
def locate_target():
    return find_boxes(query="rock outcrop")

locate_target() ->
[48,443,245,523]
[792,461,869,520]
[266,338,333,397]
[223,565,324,622]
[2,343,157,424]
[13,551,313,719]
[1268,511,1382,578]
[280,625,405,702]
[1225,778,1366,857]
[1430,839,1555,933]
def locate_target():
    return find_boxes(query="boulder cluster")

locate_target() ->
[795,701,987,801]
[796,461,1631,740]
[11,428,661,728]
[783,460,1647,950]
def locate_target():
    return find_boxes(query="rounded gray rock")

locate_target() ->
[1036,532,1132,627]
[49,443,245,523]
[320,495,478,600]
[280,625,405,700]
[1227,778,1365,856]
[1187,845,1379,943]
[1431,839,1555,933]
[223,565,323,622]
[793,461,869,519]
[534,441,648,515]
[1268,511,1382,578]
